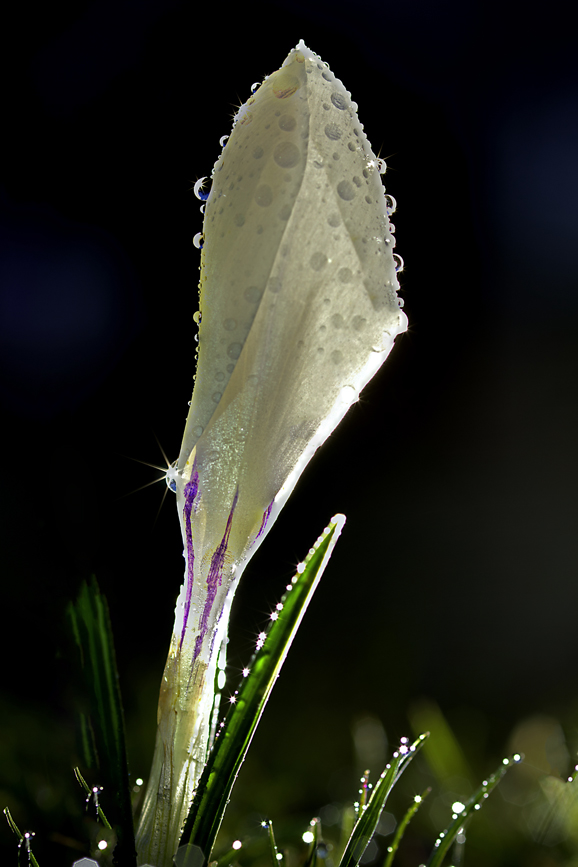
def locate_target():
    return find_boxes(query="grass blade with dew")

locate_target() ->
[338,733,429,867]
[3,808,40,867]
[66,576,136,866]
[178,515,346,861]
[73,767,113,829]
[426,752,524,867]
[267,819,281,867]
[383,787,431,867]
[303,817,323,867]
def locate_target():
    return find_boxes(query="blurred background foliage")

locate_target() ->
[1,0,578,864]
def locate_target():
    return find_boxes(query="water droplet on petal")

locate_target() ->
[337,180,355,201]
[250,82,260,93]
[193,232,204,248]
[219,135,229,147]
[194,177,210,200]
[376,158,387,173]
[165,460,178,493]
[385,194,397,215]
[393,253,404,272]
[331,92,348,110]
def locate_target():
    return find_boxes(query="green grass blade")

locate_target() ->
[179,515,346,860]
[382,787,431,867]
[426,753,523,867]
[338,733,429,867]
[73,766,113,829]
[303,818,322,867]
[267,819,281,867]
[3,807,41,867]
[66,576,136,866]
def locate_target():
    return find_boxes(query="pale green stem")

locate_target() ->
[135,580,236,867]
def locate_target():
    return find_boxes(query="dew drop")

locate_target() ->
[385,194,397,215]
[331,313,345,328]
[331,350,343,364]
[279,114,296,131]
[255,184,273,207]
[220,135,229,147]
[328,213,341,227]
[212,391,222,403]
[193,425,203,437]
[227,342,242,360]
[194,177,210,200]
[324,123,342,141]
[310,252,327,271]
[393,253,404,272]
[253,146,264,159]
[337,180,355,201]
[338,267,352,283]
[376,158,387,173]
[165,472,177,493]
[272,73,299,99]
[352,315,366,331]
[223,318,237,331]
[250,82,260,93]
[331,92,348,110]
[193,232,204,248]
[273,141,300,168]
[244,286,261,303]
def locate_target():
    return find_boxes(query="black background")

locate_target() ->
[1,0,578,864]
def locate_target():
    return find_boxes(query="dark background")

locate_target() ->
[1,0,578,864]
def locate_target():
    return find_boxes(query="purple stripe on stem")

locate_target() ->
[192,487,239,662]
[256,501,274,540]
[180,466,199,649]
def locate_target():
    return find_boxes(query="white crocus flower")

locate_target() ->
[135,40,407,867]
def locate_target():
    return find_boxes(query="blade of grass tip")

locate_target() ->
[178,515,346,862]
[338,733,429,867]
[66,577,136,866]
[74,767,112,829]
[303,817,322,867]
[212,840,247,867]
[426,753,523,867]
[382,787,431,867]
[357,770,370,817]
[267,819,281,867]
[3,808,41,867]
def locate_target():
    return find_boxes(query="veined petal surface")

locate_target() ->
[177,39,406,595]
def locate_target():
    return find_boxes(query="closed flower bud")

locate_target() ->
[136,41,406,867]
